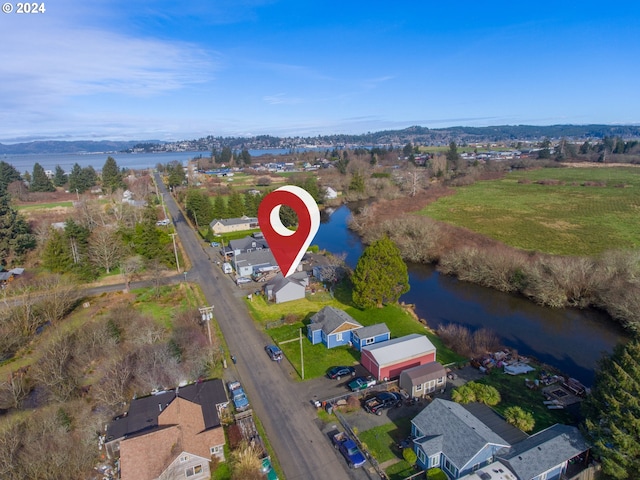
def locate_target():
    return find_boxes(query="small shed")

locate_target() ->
[361,334,436,381]
[264,273,308,304]
[399,361,446,398]
[307,306,362,349]
[351,323,391,351]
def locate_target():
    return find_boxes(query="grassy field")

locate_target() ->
[476,367,576,432]
[15,200,74,210]
[419,166,640,256]
[248,282,466,380]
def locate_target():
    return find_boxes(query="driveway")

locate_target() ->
[155,175,352,480]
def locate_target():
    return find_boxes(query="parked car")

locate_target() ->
[326,366,356,380]
[331,431,366,469]
[265,344,283,361]
[227,381,250,411]
[156,219,170,226]
[236,276,252,285]
[348,376,376,392]
[210,241,220,247]
[363,391,402,415]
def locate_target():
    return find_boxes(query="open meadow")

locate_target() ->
[419,166,640,256]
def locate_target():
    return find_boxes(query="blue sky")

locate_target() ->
[1,0,639,142]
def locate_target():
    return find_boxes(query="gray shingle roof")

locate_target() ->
[229,236,268,252]
[498,424,590,480]
[209,216,258,227]
[353,323,390,340]
[412,399,510,470]
[309,306,362,335]
[234,249,277,267]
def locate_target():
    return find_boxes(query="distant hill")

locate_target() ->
[0,140,162,155]
[2,124,639,154]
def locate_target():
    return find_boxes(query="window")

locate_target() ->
[430,455,440,467]
[180,455,189,463]
[415,383,423,391]
[335,332,343,342]
[437,376,444,384]
[186,465,203,477]
[473,463,480,471]
[417,449,426,464]
[210,446,222,455]
[365,337,375,345]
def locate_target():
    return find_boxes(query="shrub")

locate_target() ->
[403,447,417,465]
[504,406,535,432]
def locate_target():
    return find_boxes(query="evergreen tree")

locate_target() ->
[219,146,233,165]
[101,156,124,193]
[352,236,409,308]
[185,188,215,227]
[298,176,322,203]
[212,195,226,219]
[42,228,73,272]
[240,148,252,166]
[53,165,68,187]
[0,191,36,266]
[348,171,365,193]
[30,163,55,192]
[244,192,262,217]
[166,160,186,188]
[64,218,90,266]
[68,163,95,193]
[583,339,640,478]
[226,191,245,218]
[0,161,22,193]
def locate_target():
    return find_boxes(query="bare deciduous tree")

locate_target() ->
[89,226,123,273]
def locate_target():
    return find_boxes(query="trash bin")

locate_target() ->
[325,404,333,414]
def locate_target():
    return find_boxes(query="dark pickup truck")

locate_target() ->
[363,392,402,415]
[331,431,366,469]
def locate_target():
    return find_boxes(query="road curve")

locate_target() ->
[155,174,351,480]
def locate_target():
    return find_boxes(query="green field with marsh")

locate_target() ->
[419,166,640,256]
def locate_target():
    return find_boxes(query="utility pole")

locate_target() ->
[169,233,180,273]
[299,328,304,380]
[199,306,214,346]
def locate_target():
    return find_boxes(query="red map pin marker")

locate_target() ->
[258,185,320,278]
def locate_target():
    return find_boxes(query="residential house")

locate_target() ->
[411,399,511,478]
[209,216,259,235]
[413,399,591,480]
[105,379,228,480]
[265,272,308,304]
[351,324,391,351]
[233,249,278,278]
[399,361,446,397]
[495,424,591,480]
[361,333,436,381]
[307,306,363,348]
[224,235,269,257]
[324,186,338,200]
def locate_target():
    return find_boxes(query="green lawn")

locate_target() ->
[476,368,576,432]
[250,282,466,380]
[360,418,412,463]
[419,166,640,256]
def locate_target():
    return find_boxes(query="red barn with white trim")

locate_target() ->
[361,334,436,381]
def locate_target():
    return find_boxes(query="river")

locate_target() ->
[314,205,628,386]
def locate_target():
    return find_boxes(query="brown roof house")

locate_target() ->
[399,361,446,398]
[105,379,228,480]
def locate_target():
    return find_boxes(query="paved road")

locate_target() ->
[155,175,356,480]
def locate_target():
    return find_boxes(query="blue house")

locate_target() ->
[307,307,362,348]
[351,324,391,351]
[412,399,591,480]
[411,399,511,478]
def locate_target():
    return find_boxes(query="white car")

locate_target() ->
[236,277,252,285]
[156,219,170,226]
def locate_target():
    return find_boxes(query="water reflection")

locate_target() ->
[314,205,628,386]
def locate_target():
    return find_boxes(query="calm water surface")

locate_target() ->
[315,205,628,386]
